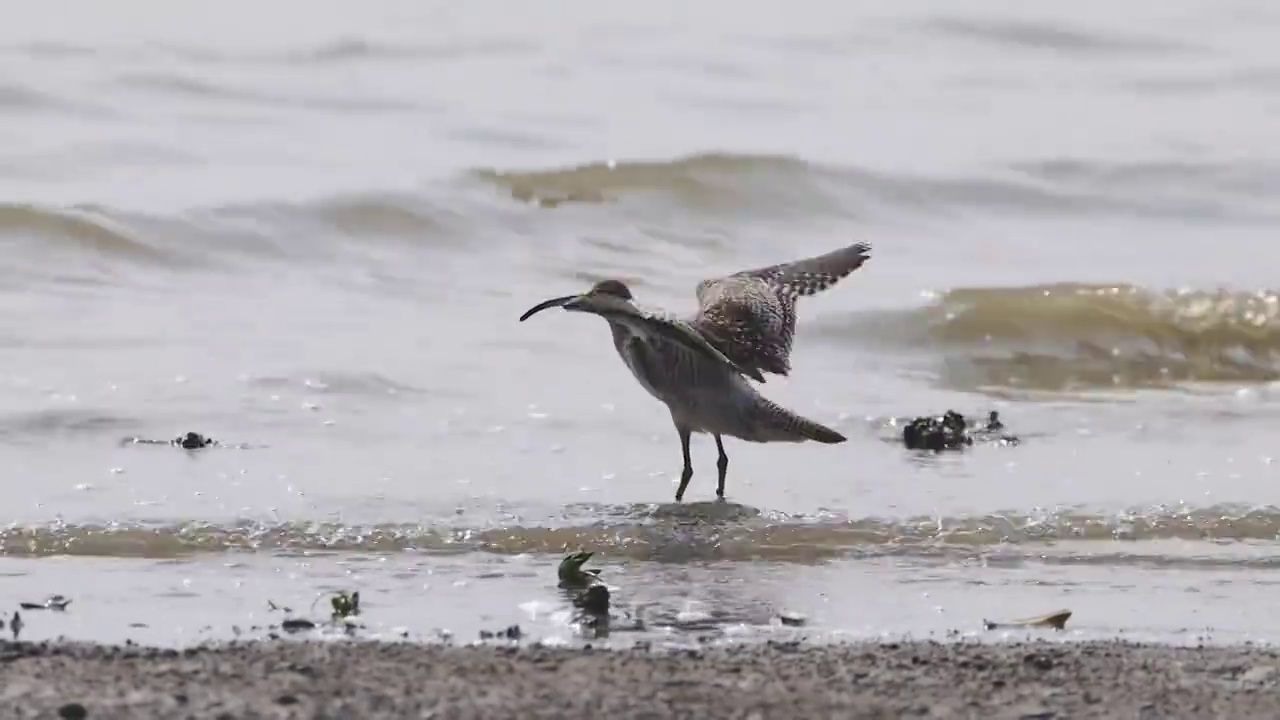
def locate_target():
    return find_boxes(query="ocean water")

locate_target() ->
[4,0,1280,647]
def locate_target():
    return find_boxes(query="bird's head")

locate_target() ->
[519,279,634,321]
[587,279,633,301]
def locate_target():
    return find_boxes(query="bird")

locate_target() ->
[519,241,872,502]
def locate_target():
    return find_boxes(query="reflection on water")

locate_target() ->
[5,551,1279,650]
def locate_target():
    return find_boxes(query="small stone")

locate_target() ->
[276,694,299,705]
[1240,666,1279,686]
[1023,653,1054,671]
[57,703,88,720]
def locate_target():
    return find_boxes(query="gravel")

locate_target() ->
[3,638,1280,718]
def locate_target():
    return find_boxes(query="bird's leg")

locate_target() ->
[714,434,729,501]
[675,426,693,502]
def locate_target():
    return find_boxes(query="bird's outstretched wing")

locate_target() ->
[577,293,767,383]
[692,242,872,381]
[733,241,872,299]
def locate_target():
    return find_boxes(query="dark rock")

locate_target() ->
[902,410,1020,451]
[1024,653,1055,671]
[575,585,611,615]
[57,703,87,720]
[177,432,215,449]
[280,619,316,633]
[902,411,972,451]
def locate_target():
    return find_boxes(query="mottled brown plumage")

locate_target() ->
[693,241,872,381]
[518,242,872,502]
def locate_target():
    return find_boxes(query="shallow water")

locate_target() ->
[4,0,1280,648]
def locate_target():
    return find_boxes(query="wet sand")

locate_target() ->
[2,639,1279,719]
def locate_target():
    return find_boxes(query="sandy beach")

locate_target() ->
[2,639,1279,719]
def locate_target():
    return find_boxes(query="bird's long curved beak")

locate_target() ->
[519,294,582,322]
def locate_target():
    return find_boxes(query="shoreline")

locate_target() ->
[3,638,1279,718]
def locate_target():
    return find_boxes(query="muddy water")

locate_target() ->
[4,0,1280,647]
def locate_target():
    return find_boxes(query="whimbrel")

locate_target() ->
[519,242,872,502]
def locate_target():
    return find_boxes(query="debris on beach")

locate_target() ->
[121,431,219,449]
[983,609,1072,631]
[975,411,1021,447]
[557,550,603,589]
[281,618,317,633]
[777,611,808,627]
[174,431,217,449]
[120,431,255,449]
[572,585,614,637]
[263,590,362,636]
[479,624,523,641]
[558,550,620,636]
[19,594,72,611]
[574,585,611,616]
[330,591,360,621]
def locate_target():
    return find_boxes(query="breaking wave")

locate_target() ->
[476,152,1280,221]
[474,153,828,210]
[5,503,1280,568]
[0,193,466,273]
[6,150,1280,272]
[820,283,1280,390]
[0,203,177,263]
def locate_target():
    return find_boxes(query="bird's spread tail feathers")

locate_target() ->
[794,416,847,444]
[746,395,847,444]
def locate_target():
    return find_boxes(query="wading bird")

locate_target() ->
[519,242,871,502]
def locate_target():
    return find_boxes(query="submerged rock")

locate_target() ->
[121,431,261,450]
[121,431,222,449]
[174,432,216,449]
